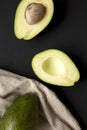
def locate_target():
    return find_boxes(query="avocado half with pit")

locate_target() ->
[32,49,80,86]
[14,0,54,40]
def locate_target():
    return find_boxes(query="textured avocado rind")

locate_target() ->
[0,93,39,130]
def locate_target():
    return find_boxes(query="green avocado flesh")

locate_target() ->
[0,93,39,130]
[14,0,54,40]
[32,49,80,87]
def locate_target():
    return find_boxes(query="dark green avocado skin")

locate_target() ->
[0,93,39,130]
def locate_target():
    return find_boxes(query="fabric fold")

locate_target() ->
[0,69,81,130]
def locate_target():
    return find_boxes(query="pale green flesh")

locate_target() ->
[42,57,66,76]
[14,0,54,40]
[32,49,80,86]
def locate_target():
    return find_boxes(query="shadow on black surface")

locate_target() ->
[68,54,87,81]
[51,0,67,27]
[46,85,87,130]
[39,0,67,35]
[59,92,87,130]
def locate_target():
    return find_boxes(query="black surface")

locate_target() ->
[0,0,87,129]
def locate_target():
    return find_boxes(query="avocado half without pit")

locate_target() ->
[14,0,54,40]
[32,49,80,87]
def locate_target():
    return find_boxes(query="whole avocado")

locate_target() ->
[0,93,39,130]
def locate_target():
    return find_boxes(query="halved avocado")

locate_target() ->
[14,0,54,40]
[31,49,80,87]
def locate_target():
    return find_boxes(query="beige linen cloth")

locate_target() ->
[0,69,81,130]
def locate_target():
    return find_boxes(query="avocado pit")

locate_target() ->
[25,3,46,25]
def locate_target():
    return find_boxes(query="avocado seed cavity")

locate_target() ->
[25,3,46,25]
[42,57,66,76]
